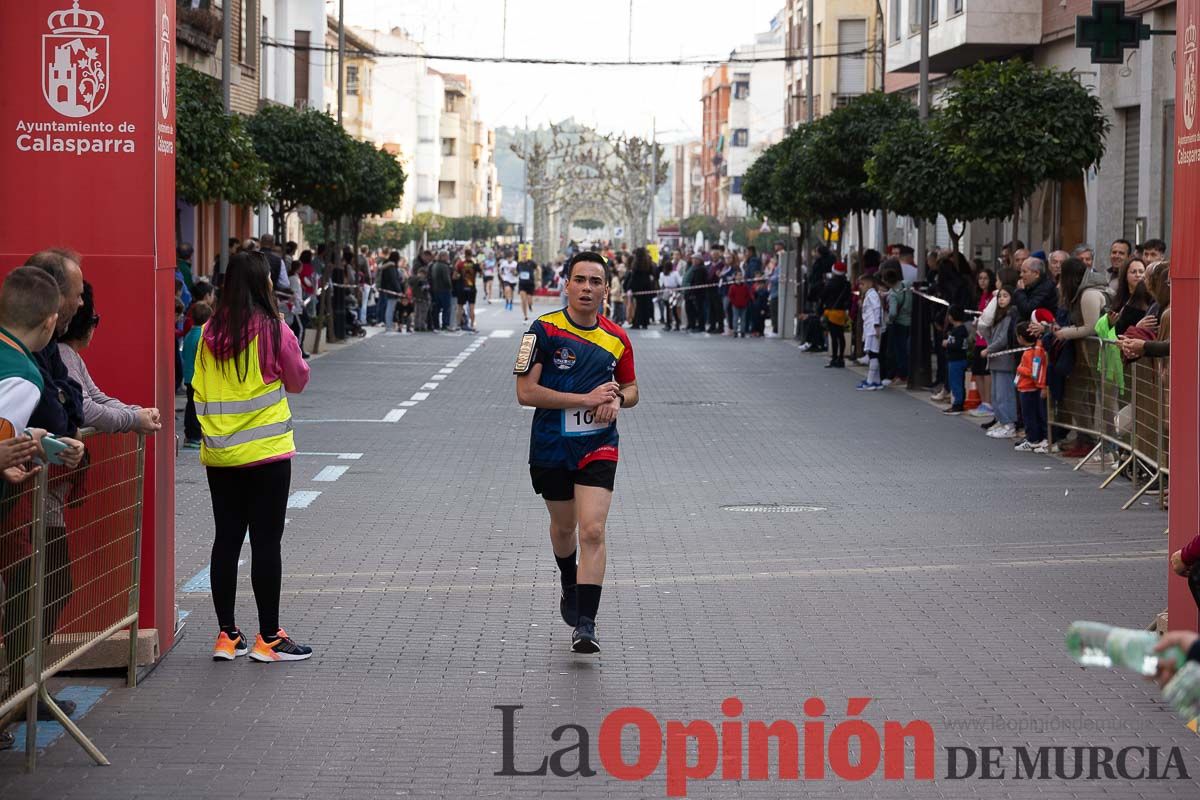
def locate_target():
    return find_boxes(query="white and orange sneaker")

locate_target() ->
[212,629,249,661]
[248,629,313,662]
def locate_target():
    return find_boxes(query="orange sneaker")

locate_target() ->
[212,629,249,661]
[248,628,313,662]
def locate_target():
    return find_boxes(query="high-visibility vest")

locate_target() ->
[193,327,294,467]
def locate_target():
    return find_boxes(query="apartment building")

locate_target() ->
[435,72,493,218]
[701,64,731,217]
[726,10,788,218]
[784,0,883,128]
[882,0,1176,257]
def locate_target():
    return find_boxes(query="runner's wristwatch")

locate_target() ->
[617,390,626,408]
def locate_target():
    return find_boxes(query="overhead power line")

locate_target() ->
[260,37,878,66]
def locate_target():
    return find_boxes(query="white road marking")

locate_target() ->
[421,383,439,390]
[411,392,430,401]
[399,400,418,407]
[489,329,515,338]
[287,491,322,508]
[294,418,404,423]
[383,409,407,422]
[296,452,363,460]
[313,466,349,482]
[438,368,454,374]
[431,375,446,381]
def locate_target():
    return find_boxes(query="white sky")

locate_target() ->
[333,0,786,141]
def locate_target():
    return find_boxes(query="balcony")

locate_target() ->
[886,0,1041,73]
[176,1,222,55]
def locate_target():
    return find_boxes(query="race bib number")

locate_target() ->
[562,407,613,436]
[519,269,533,281]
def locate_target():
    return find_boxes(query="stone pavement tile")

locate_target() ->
[1,305,1196,799]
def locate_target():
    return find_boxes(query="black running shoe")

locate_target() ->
[571,616,600,654]
[560,584,579,627]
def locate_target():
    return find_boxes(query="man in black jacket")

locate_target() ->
[1013,256,1056,322]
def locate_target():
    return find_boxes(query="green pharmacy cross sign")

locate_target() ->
[1076,0,1152,64]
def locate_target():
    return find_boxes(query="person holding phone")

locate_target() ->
[193,251,311,663]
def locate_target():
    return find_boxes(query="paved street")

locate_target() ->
[1,298,1195,799]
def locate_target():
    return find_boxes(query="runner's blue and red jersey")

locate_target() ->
[522,309,635,469]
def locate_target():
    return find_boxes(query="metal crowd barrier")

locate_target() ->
[904,289,1170,510]
[0,429,145,770]
[1047,338,1167,511]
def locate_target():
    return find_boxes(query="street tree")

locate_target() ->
[937,58,1109,244]
[865,115,1011,252]
[175,64,267,207]
[316,138,406,249]
[680,214,722,245]
[741,140,787,223]
[246,104,355,240]
[805,92,919,258]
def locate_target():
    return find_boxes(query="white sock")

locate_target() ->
[867,358,880,384]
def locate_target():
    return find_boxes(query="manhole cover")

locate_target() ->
[722,504,827,513]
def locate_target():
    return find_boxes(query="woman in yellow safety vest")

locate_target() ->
[193,251,311,662]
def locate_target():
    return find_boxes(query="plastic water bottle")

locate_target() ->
[1064,621,1186,677]
[1163,661,1200,721]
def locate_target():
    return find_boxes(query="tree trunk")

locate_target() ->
[949,220,963,253]
[856,210,865,266]
[1011,193,1021,250]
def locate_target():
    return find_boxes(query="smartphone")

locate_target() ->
[25,429,72,465]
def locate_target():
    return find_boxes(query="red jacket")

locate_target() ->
[727,282,752,309]
[1015,342,1048,392]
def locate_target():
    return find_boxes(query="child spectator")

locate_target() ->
[856,272,883,391]
[0,267,60,444]
[727,270,752,338]
[984,285,1019,438]
[181,303,213,449]
[969,267,996,418]
[1013,322,1049,452]
[942,305,970,414]
[751,277,770,336]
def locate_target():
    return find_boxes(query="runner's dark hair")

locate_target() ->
[205,251,281,382]
[566,250,609,279]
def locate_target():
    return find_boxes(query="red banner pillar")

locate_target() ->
[0,1,177,653]
[1170,5,1200,633]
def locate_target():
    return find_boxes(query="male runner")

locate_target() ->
[514,251,638,654]
[455,250,482,332]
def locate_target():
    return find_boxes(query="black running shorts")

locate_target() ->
[530,460,617,501]
[462,287,478,304]
[519,281,536,295]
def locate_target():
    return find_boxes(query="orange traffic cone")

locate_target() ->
[964,378,982,411]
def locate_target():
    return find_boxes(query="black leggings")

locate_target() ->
[206,460,291,636]
[828,324,845,361]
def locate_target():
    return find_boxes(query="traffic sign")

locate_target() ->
[613,226,624,238]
